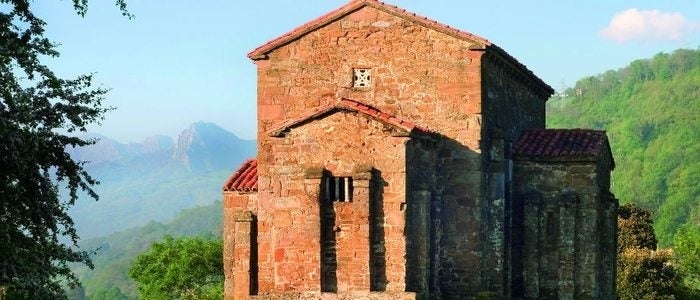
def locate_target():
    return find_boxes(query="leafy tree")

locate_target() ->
[87,287,128,300]
[617,248,683,300]
[0,0,128,298]
[674,226,700,290]
[616,203,692,299]
[75,201,223,297]
[128,236,223,300]
[618,203,658,252]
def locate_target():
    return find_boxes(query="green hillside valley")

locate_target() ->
[547,48,700,247]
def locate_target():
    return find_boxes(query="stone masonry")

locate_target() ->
[223,1,617,299]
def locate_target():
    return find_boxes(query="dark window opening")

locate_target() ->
[325,176,353,202]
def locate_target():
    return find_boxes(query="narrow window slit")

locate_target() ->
[325,175,353,202]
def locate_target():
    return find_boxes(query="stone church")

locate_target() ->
[222,0,618,299]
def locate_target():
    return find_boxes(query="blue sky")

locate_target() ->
[32,0,699,142]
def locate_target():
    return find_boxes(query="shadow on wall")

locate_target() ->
[319,168,389,292]
[370,169,387,291]
[404,131,485,297]
[310,130,486,297]
[320,170,338,292]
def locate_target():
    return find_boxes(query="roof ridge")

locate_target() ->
[247,0,491,59]
[246,0,552,94]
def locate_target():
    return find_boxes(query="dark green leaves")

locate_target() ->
[0,0,124,298]
[129,236,223,300]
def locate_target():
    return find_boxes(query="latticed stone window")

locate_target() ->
[353,68,371,88]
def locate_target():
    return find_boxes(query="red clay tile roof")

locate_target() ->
[223,159,258,192]
[247,0,552,95]
[268,98,424,137]
[514,129,613,165]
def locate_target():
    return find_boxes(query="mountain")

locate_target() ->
[547,48,700,247]
[138,135,174,155]
[68,133,174,166]
[173,121,254,172]
[68,122,255,238]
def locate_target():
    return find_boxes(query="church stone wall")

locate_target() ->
[253,6,489,297]
[512,159,617,299]
[222,2,618,299]
[256,111,414,297]
[478,51,551,296]
[223,192,259,298]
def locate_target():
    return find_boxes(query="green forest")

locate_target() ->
[547,48,700,247]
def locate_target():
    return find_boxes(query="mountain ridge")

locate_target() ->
[67,121,256,239]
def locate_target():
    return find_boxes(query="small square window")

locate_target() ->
[324,176,353,202]
[353,68,371,88]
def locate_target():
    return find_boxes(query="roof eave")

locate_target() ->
[223,189,258,194]
[482,44,554,98]
[248,0,368,60]
[512,156,599,163]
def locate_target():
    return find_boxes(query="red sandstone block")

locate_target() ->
[277,235,294,247]
[354,250,370,258]
[259,85,286,98]
[259,104,285,120]
[228,195,249,209]
[258,220,270,233]
[274,248,285,262]
[273,210,293,227]
[223,195,234,208]
[459,101,481,115]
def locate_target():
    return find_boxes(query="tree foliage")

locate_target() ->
[617,248,683,300]
[0,0,127,298]
[616,203,697,299]
[548,48,700,247]
[75,201,223,298]
[128,236,223,300]
[87,286,128,300]
[618,203,658,252]
[673,225,700,290]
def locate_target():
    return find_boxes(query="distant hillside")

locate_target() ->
[547,48,700,247]
[68,122,256,238]
[73,201,223,299]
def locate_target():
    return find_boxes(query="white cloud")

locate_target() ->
[600,8,698,43]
